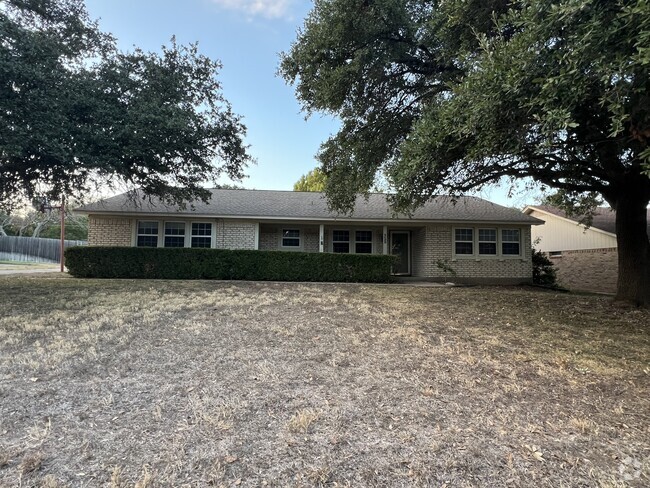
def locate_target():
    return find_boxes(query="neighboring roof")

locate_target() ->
[76,189,542,224]
[524,205,650,236]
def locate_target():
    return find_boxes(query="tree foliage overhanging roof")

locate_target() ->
[280,0,650,214]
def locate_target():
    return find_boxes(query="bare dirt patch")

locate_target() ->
[0,276,648,487]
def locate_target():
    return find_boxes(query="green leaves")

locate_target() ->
[294,168,327,192]
[0,0,251,210]
[281,0,650,210]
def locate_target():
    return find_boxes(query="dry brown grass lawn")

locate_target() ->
[0,275,648,487]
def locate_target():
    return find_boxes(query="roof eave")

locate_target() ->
[75,208,540,225]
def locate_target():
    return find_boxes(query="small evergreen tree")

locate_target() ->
[532,249,558,288]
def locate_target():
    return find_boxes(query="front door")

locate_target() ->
[390,231,410,275]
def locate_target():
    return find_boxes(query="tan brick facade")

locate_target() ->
[88,216,133,246]
[259,224,320,252]
[549,248,617,294]
[411,225,533,284]
[87,215,533,283]
[215,220,257,250]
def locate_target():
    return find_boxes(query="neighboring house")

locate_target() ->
[75,189,542,284]
[523,205,650,293]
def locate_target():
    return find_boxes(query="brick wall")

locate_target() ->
[259,225,320,251]
[88,216,133,246]
[87,216,535,284]
[549,248,617,294]
[413,225,533,283]
[216,220,257,250]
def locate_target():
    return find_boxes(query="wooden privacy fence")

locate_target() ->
[0,236,87,263]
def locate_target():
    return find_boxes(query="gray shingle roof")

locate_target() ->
[76,189,542,224]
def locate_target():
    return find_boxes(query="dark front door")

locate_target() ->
[390,231,410,275]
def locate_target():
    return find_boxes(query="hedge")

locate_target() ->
[65,246,397,282]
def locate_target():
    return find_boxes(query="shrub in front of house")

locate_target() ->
[532,248,559,288]
[65,247,396,282]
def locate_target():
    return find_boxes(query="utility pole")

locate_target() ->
[60,196,65,272]
[40,197,66,272]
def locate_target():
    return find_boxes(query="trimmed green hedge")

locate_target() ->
[65,246,396,282]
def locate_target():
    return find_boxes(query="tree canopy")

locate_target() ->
[0,0,250,211]
[281,0,650,305]
[294,168,327,192]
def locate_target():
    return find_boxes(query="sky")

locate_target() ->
[84,0,537,207]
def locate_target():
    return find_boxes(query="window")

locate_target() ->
[549,251,563,258]
[137,221,159,247]
[191,222,212,248]
[332,230,350,253]
[454,228,473,255]
[502,229,520,255]
[164,222,185,248]
[355,230,373,254]
[281,229,300,247]
[478,228,497,255]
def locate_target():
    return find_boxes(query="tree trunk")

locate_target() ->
[614,192,650,306]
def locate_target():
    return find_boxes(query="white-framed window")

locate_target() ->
[454,226,523,258]
[164,222,186,248]
[454,228,474,255]
[355,230,373,254]
[191,222,212,248]
[501,229,521,255]
[137,221,159,247]
[332,230,350,253]
[478,228,497,255]
[281,229,300,247]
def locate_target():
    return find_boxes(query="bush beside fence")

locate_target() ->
[65,247,396,282]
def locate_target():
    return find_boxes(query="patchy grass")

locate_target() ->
[0,275,648,487]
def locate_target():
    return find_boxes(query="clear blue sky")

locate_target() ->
[84,0,535,207]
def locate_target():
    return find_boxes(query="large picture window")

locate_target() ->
[191,223,212,248]
[454,228,474,255]
[164,222,186,248]
[281,229,300,247]
[332,230,350,253]
[478,228,497,255]
[501,229,521,255]
[137,221,159,247]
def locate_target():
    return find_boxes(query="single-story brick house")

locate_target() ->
[76,189,542,283]
[523,205,650,293]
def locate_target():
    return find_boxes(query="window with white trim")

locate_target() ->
[478,228,497,255]
[191,222,212,248]
[501,229,521,255]
[281,229,300,247]
[332,230,350,253]
[454,228,473,255]
[137,221,159,247]
[164,222,185,248]
[355,230,373,254]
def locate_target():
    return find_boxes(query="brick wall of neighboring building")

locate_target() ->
[412,225,533,283]
[215,220,257,250]
[88,216,133,246]
[549,248,618,294]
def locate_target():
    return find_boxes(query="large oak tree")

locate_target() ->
[281,0,650,305]
[1,0,250,210]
